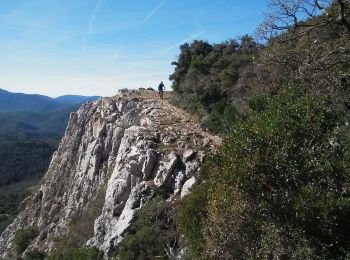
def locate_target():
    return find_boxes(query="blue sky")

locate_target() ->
[0,0,268,97]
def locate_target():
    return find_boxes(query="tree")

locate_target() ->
[258,0,350,39]
[256,0,350,101]
[169,37,262,133]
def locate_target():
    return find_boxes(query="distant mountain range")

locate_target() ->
[0,88,101,138]
[54,95,101,105]
[0,89,101,233]
[0,88,100,112]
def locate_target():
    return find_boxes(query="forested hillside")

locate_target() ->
[173,1,350,259]
[169,36,262,133]
[169,0,350,136]
[0,137,56,233]
[0,91,99,234]
[0,137,55,186]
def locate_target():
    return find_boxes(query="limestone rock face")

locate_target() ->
[0,90,220,257]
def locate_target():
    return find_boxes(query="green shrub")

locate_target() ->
[118,197,178,260]
[201,100,240,133]
[171,94,240,135]
[24,249,46,260]
[47,246,103,260]
[46,227,104,260]
[177,86,350,259]
[170,93,206,119]
[176,179,209,257]
[189,55,209,73]
[169,37,260,135]
[13,226,39,254]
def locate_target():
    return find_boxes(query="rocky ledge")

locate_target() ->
[0,90,220,258]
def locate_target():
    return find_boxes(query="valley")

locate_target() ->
[0,89,100,234]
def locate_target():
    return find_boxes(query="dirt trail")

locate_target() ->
[124,90,222,148]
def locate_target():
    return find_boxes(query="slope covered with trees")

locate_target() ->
[0,91,100,235]
[169,1,350,134]
[174,0,350,259]
[169,36,263,133]
[178,87,350,258]
[0,136,57,234]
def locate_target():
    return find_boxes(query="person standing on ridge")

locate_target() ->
[158,81,165,100]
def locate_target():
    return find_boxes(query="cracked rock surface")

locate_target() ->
[0,90,220,257]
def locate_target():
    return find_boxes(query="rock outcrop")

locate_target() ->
[0,90,220,258]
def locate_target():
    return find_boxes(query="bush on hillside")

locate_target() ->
[118,197,178,260]
[201,100,239,133]
[177,86,350,259]
[169,36,261,134]
[13,226,39,254]
[47,246,103,260]
[24,249,46,260]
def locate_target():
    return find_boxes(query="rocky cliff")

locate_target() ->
[0,90,220,258]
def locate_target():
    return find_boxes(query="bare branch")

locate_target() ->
[257,0,350,39]
[336,0,350,34]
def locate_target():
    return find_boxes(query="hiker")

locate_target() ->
[158,81,165,99]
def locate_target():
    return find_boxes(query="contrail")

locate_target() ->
[161,31,205,53]
[112,47,124,63]
[144,31,205,61]
[89,0,103,34]
[82,0,103,52]
[142,0,168,24]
